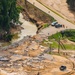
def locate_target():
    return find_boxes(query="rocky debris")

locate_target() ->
[70,55,75,58]
[0,56,9,61]
[0,36,31,51]
[0,35,47,57]
[21,54,54,71]
[10,55,24,62]
[0,35,50,74]
[0,61,11,68]
[8,39,47,56]
[0,68,27,75]
[0,51,11,57]
[41,54,54,61]
[28,41,39,50]
[0,34,74,75]
[0,54,73,75]
[32,34,44,42]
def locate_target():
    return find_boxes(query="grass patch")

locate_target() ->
[42,23,49,28]
[1,42,11,47]
[64,44,75,50]
[48,29,75,42]
[41,29,75,50]
[48,32,62,40]
[62,29,75,42]
[41,39,58,49]
[13,33,20,40]
[42,39,75,50]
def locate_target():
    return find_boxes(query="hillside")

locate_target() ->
[0,0,75,75]
[38,0,75,23]
[67,0,75,10]
[17,0,55,28]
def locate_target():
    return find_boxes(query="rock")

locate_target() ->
[41,54,54,61]
[17,71,27,75]
[10,55,28,62]
[0,56,9,61]
[0,61,3,67]
[71,55,75,58]
[28,41,39,50]
[0,51,11,57]
[10,55,23,62]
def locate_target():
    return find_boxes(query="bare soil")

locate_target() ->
[38,0,75,23]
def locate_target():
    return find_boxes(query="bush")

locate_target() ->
[17,6,23,13]
[3,34,13,42]
[62,29,75,42]
[49,29,75,42]
[48,32,62,40]
[43,23,49,28]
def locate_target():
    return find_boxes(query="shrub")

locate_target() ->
[43,23,49,28]
[3,34,13,42]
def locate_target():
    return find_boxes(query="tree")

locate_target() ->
[66,0,71,5]
[66,0,75,10]
[0,0,20,41]
[0,0,19,33]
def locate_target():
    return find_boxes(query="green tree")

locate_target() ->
[66,0,71,5]
[0,0,20,41]
[0,0,19,33]
[66,0,75,10]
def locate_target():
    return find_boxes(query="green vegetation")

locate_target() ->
[42,23,49,28]
[2,42,11,47]
[48,29,75,42]
[3,34,13,42]
[64,44,75,50]
[48,32,62,40]
[49,40,58,49]
[62,29,75,42]
[42,39,75,50]
[17,6,23,13]
[1,33,19,46]
[66,0,75,10]
[13,33,20,40]
[51,16,56,22]
[0,0,20,41]
[42,29,75,50]
[41,39,58,48]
